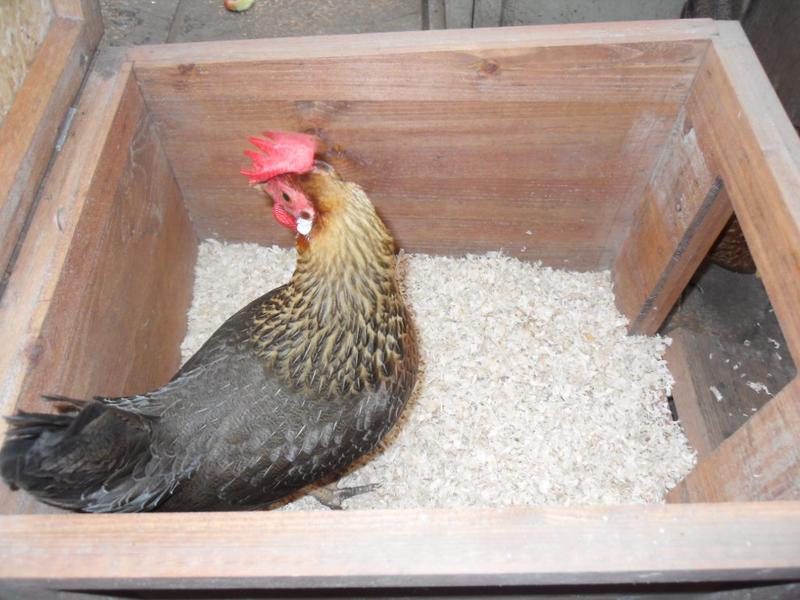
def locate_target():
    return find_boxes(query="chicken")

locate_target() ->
[0,131,418,512]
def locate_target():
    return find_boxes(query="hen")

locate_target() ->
[0,131,418,512]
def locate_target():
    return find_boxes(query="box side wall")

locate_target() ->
[0,502,799,589]
[132,33,709,270]
[665,24,800,502]
[611,22,800,501]
[0,52,197,515]
[0,1,102,287]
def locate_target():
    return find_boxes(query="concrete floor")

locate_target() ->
[99,0,689,46]
[97,0,795,452]
[100,0,424,46]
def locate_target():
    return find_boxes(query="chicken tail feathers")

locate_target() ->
[1,399,167,512]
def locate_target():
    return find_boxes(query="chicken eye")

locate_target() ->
[282,192,291,203]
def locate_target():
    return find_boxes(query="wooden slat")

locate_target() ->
[666,328,716,459]
[132,33,708,268]
[623,22,800,502]
[668,378,800,502]
[127,19,718,63]
[611,106,733,334]
[52,0,103,45]
[0,502,799,590]
[683,22,800,366]
[139,99,675,267]
[0,12,100,282]
[0,50,197,515]
[14,85,197,411]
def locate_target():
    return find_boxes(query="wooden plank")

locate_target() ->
[662,23,800,502]
[611,106,733,334]
[664,328,779,459]
[132,41,706,104]
[0,502,799,589]
[127,19,717,63]
[136,99,678,268]
[53,0,103,47]
[0,50,197,515]
[132,35,707,268]
[668,378,800,502]
[14,84,197,410]
[684,22,800,366]
[0,12,100,284]
[665,328,716,459]
[0,50,132,426]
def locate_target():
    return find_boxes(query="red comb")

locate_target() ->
[241,131,318,183]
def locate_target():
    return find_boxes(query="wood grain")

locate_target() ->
[0,50,197,515]
[615,21,800,502]
[1,502,799,590]
[0,13,99,283]
[131,36,707,269]
[53,0,103,45]
[684,22,800,366]
[668,378,800,502]
[127,18,718,63]
[612,106,733,333]
[0,17,796,592]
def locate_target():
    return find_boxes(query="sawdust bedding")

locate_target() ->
[182,240,696,510]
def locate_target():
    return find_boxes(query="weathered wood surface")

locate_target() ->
[0,16,796,590]
[0,2,102,284]
[53,0,103,43]
[668,377,800,502]
[0,502,799,590]
[611,20,800,503]
[682,22,800,367]
[612,108,733,334]
[127,19,717,63]
[0,50,197,515]
[664,327,779,459]
[130,23,711,268]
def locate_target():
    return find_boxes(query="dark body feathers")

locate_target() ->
[1,168,418,512]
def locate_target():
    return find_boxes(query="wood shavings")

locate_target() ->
[745,381,772,396]
[709,386,723,402]
[183,240,696,509]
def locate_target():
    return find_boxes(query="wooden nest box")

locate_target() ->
[0,2,798,595]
